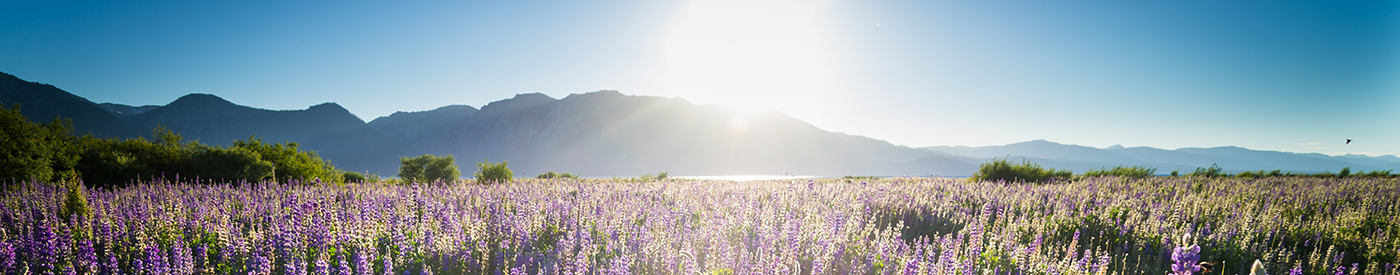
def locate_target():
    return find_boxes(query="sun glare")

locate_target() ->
[665,0,829,113]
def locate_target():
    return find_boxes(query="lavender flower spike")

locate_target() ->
[1169,233,1201,275]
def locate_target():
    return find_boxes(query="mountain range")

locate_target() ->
[3,71,1397,178]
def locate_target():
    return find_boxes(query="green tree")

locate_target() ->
[0,103,80,183]
[474,159,512,184]
[399,154,461,183]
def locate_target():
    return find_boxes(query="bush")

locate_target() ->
[399,154,460,184]
[474,159,512,184]
[536,171,578,179]
[1080,165,1157,179]
[59,170,88,222]
[1188,164,1226,178]
[969,158,1072,184]
[1362,169,1394,178]
[343,171,367,183]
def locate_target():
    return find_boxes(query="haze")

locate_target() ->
[2,0,1396,156]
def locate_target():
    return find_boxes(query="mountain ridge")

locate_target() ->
[3,71,1395,178]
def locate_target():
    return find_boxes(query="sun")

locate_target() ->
[664,0,829,113]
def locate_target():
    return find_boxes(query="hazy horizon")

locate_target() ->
[3,1,1396,156]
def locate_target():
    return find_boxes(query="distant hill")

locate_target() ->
[921,140,1400,173]
[0,72,412,174]
[0,72,136,137]
[7,70,1393,178]
[122,94,414,174]
[0,72,968,177]
[97,103,159,119]
[367,90,961,176]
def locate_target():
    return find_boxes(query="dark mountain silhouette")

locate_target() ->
[98,103,159,119]
[922,140,1400,173]
[122,94,413,174]
[0,72,135,137]
[0,72,411,174]
[369,90,961,176]
[8,70,1394,178]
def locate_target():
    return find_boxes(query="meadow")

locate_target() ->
[1,176,1397,275]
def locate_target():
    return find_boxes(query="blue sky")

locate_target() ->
[3,0,1397,156]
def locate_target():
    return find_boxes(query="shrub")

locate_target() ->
[1235,170,1265,179]
[1081,165,1157,179]
[1338,167,1351,178]
[399,154,460,184]
[474,159,512,184]
[536,171,578,179]
[1188,164,1226,178]
[1362,169,1394,178]
[58,170,88,222]
[343,171,367,183]
[969,158,1072,184]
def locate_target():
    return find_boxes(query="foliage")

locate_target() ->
[535,171,578,179]
[473,158,512,184]
[58,170,88,222]
[2,176,1396,274]
[343,171,367,183]
[970,157,1073,183]
[230,137,341,183]
[636,171,670,182]
[72,130,341,187]
[398,154,461,184]
[1188,163,1227,178]
[3,104,344,187]
[0,103,79,183]
[1080,165,1157,179]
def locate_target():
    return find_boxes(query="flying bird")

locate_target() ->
[1347,139,1352,145]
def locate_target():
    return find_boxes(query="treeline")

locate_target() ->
[972,158,1397,183]
[2,103,350,188]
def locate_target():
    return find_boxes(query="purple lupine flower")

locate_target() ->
[75,239,97,274]
[338,252,353,275]
[0,240,15,273]
[314,258,330,275]
[382,254,394,275]
[1169,234,1201,275]
[354,251,373,275]
[250,252,273,275]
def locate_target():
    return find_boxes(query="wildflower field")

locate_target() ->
[1,177,1397,275]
